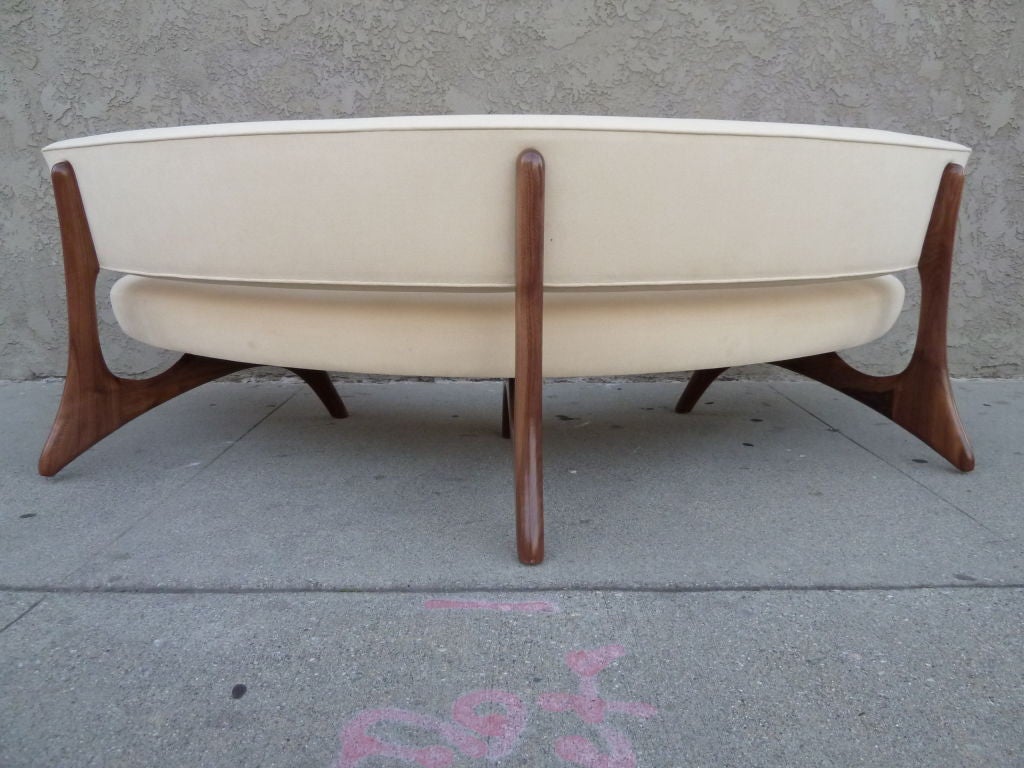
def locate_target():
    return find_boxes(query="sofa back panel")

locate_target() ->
[43,117,969,289]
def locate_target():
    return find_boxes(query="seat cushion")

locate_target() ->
[110,275,904,378]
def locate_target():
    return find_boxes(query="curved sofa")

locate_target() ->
[38,115,975,563]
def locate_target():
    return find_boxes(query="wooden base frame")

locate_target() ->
[675,163,975,472]
[38,162,347,478]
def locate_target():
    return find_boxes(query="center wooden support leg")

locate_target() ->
[38,161,348,477]
[514,149,545,564]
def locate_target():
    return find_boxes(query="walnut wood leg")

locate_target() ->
[501,378,515,439]
[288,368,348,418]
[673,164,974,472]
[514,150,545,564]
[39,354,258,477]
[775,164,973,471]
[39,161,347,477]
[674,368,728,413]
[773,351,973,471]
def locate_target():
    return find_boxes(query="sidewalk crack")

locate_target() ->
[182,390,296,484]
[0,596,45,635]
[770,384,1000,536]
[57,390,297,585]
[2,582,1023,596]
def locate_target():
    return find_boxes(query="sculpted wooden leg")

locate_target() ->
[501,378,515,439]
[514,150,545,564]
[674,368,728,413]
[673,164,974,472]
[772,350,973,471]
[288,368,349,418]
[38,161,347,477]
[775,166,973,470]
[39,353,258,477]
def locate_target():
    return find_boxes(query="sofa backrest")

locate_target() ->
[42,115,969,290]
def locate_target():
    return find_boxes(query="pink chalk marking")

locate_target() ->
[337,691,527,768]
[451,690,528,758]
[538,645,657,768]
[335,644,655,767]
[423,598,558,614]
[566,645,627,677]
[555,725,639,768]
[337,708,476,768]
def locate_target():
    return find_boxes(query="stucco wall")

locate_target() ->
[1,0,1021,380]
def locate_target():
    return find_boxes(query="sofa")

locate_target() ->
[38,115,975,563]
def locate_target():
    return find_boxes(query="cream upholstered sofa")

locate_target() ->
[38,115,975,564]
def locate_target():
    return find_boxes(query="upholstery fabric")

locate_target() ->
[111,274,905,377]
[43,116,969,289]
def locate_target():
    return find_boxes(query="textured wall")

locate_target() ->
[1,0,1021,380]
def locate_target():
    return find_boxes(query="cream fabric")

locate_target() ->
[43,116,969,289]
[43,115,971,152]
[111,274,905,377]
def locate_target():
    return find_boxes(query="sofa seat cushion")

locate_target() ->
[111,274,904,378]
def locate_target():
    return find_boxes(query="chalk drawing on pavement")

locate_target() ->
[423,598,559,614]
[336,645,656,767]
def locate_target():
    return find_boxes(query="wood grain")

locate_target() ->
[514,150,545,564]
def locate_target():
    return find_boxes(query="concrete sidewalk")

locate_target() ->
[1,379,1021,766]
